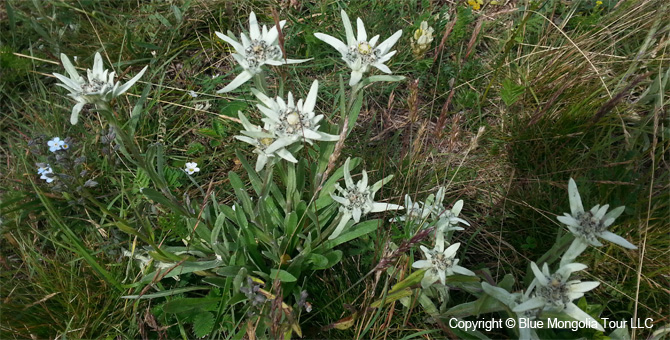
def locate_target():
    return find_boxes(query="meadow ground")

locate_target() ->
[1,0,668,339]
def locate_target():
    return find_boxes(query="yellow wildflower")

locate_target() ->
[467,0,484,10]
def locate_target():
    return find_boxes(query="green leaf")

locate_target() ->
[500,78,525,106]
[193,312,215,338]
[121,286,210,300]
[323,219,380,249]
[220,101,247,117]
[270,269,297,282]
[139,260,222,283]
[140,187,188,216]
[306,253,329,269]
[162,297,219,314]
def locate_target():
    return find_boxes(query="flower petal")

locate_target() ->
[60,53,82,81]
[114,65,148,97]
[443,242,461,258]
[217,70,253,93]
[453,265,476,276]
[303,80,319,113]
[530,262,548,286]
[356,18,367,42]
[349,70,364,86]
[343,157,354,188]
[373,62,392,74]
[329,212,352,240]
[563,303,604,331]
[370,202,402,213]
[557,214,581,227]
[570,281,600,294]
[352,207,362,222]
[599,231,637,249]
[560,239,589,267]
[93,52,104,77]
[512,297,545,313]
[412,260,430,269]
[215,31,245,53]
[70,102,85,125]
[248,12,261,40]
[340,10,356,46]
[568,178,585,216]
[603,205,625,226]
[275,148,298,163]
[376,29,402,54]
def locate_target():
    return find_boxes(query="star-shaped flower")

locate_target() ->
[184,162,200,175]
[513,262,604,332]
[53,52,148,125]
[557,178,636,266]
[215,11,310,93]
[234,112,298,171]
[37,164,55,183]
[314,10,402,86]
[329,157,403,239]
[47,137,66,152]
[252,80,339,152]
[412,242,475,288]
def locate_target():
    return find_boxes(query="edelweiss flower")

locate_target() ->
[38,164,55,183]
[557,178,636,266]
[390,194,432,224]
[329,157,403,239]
[252,80,339,152]
[513,262,604,332]
[314,10,402,86]
[47,137,66,152]
[234,112,298,171]
[53,52,148,125]
[184,162,200,175]
[215,11,310,93]
[412,242,475,288]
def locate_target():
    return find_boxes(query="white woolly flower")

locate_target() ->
[38,165,54,183]
[481,283,540,340]
[412,242,475,288]
[329,157,403,240]
[390,194,432,224]
[215,11,310,93]
[314,10,402,86]
[411,21,434,57]
[53,52,148,125]
[234,112,298,171]
[47,137,66,152]
[184,162,200,175]
[513,262,604,332]
[252,80,339,153]
[557,178,636,266]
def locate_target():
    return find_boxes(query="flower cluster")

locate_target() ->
[514,262,604,332]
[47,137,69,152]
[315,10,402,86]
[37,164,55,183]
[53,52,147,125]
[407,188,475,288]
[329,157,403,239]
[558,178,637,266]
[235,81,339,171]
[413,242,475,288]
[410,21,434,58]
[215,12,309,93]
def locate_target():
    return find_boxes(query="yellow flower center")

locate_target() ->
[260,138,274,147]
[357,42,372,55]
[286,112,301,126]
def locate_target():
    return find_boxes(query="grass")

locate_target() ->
[1,0,668,339]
